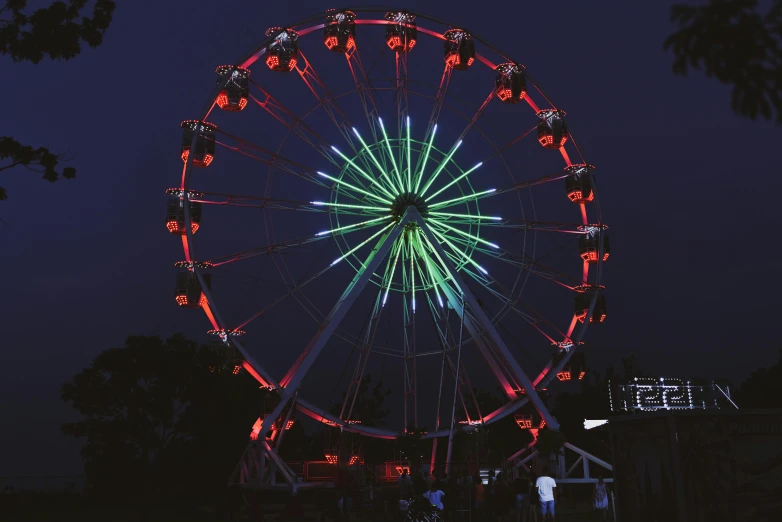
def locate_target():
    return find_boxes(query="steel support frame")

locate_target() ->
[258,211,409,452]
[411,208,560,431]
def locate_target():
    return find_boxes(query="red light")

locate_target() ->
[446,54,475,68]
[538,133,568,149]
[265,54,297,72]
[515,414,534,429]
[557,370,572,381]
[348,455,360,466]
[324,35,353,52]
[285,420,294,430]
[387,35,415,52]
[578,371,586,380]
[166,219,199,235]
[496,87,525,103]
[567,189,594,203]
[175,292,205,308]
[181,150,214,168]
[580,250,609,263]
[232,365,242,375]
[576,309,606,324]
[216,90,248,112]
[324,450,338,464]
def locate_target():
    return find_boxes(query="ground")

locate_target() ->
[0,490,612,521]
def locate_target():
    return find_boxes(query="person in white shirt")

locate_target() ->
[535,469,557,521]
[423,483,445,511]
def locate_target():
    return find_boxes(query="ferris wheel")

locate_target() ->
[167,7,609,480]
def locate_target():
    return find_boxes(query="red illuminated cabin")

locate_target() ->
[181,120,217,168]
[565,164,595,204]
[166,198,201,235]
[444,29,475,70]
[265,27,299,72]
[579,233,610,263]
[514,413,534,429]
[536,109,568,149]
[556,351,586,381]
[494,63,526,103]
[215,66,250,112]
[385,12,417,52]
[574,292,607,324]
[175,272,210,308]
[324,10,356,53]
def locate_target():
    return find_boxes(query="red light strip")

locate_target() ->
[524,96,540,113]
[181,235,190,263]
[242,360,271,388]
[559,147,572,166]
[202,301,219,329]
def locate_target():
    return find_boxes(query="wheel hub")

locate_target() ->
[390,192,429,220]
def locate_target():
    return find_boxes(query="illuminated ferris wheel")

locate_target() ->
[167,7,609,482]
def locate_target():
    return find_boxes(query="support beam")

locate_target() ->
[413,209,560,430]
[563,442,613,471]
[257,214,407,444]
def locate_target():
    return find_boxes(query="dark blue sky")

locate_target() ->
[1,0,779,476]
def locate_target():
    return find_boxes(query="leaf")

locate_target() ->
[663,0,782,123]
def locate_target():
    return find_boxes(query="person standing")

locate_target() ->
[424,482,446,511]
[513,477,529,522]
[526,473,539,522]
[398,469,413,501]
[593,476,609,521]
[535,469,556,522]
[473,473,485,522]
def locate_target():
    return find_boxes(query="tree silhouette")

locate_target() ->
[0,1,116,201]
[735,348,782,408]
[61,334,261,498]
[664,0,782,122]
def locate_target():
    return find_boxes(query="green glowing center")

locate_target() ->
[318,118,495,298]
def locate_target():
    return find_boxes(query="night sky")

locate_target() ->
[1,0,779,477]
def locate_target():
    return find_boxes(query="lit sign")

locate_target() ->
[610,377,720,412]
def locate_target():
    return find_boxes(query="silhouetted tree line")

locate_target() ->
[61,335,782,500]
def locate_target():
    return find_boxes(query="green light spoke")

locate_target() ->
[428,188,497,210]
[311,201,387,212]
[406,116,412,191]
[426,226,489,276]
[429,212,501,221]
[331,222,395,266]
[425,162,483,201]
[409,230,416,313]
[378,118,405,192]
[316,215,392,237]
[414,229,445,308]
[413,124,437,193]
[351,127,398,195]
[383,236,404,307]
[418,139,463,198]
[331,146,396,200]
[439,233,498,257]
[431,220,499,249]
[317,171,392,205]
